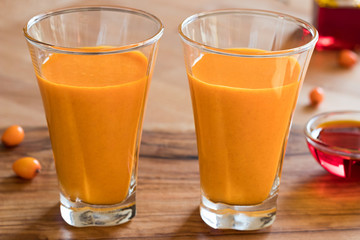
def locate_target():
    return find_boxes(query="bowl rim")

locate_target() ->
[304,110,360,159]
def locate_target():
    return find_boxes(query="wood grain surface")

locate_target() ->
[2,0,360,239]
[1,126,360,240]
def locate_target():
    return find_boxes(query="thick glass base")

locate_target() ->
[59,192,136,227]
[200,193,277,230]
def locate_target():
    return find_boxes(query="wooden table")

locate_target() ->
[1,0,360,239]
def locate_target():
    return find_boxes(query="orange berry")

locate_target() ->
[309,87,324,106]
[12,157,41,180]
[1,125,25,147]
[338,49,358,68]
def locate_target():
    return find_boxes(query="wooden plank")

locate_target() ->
[1,126,360,240]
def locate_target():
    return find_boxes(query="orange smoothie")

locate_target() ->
[188,49,301,205]
[37,50,149,205]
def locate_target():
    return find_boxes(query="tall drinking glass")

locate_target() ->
[24,6,163,227]
[179,9,318,230]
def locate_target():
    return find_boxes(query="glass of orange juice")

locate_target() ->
[179,9,318,230]
[24,6,163,227]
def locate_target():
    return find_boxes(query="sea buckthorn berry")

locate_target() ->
[309,87,324,106]
[1,125,25,147]
[339,49,358,68]
[12,157,41,180]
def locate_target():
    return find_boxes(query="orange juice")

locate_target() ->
[188,49,301,205]
[37,50,148,205]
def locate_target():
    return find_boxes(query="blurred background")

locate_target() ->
[1,0,359,131]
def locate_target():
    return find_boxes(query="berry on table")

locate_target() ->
[309,87,324,106]
[338,49,358,68]
[12,157,41,180]
[1,125,25,147]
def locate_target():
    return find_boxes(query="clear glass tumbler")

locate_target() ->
[24,6,163,227]
[179,9,318,230]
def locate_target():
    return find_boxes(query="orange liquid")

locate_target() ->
[37,50,148,205]
[188,49,301,205]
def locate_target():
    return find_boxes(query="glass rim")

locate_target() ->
[23,6,164,55]
[178,8,319,58]
[304,111,360,158]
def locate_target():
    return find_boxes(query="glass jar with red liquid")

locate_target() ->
[314,0,360,50]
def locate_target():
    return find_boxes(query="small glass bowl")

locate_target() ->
[304,111,360,178]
